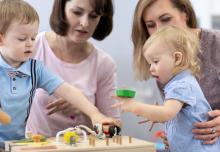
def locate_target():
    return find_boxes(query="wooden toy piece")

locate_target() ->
[88,135,92,146]
[32,134,42,142]
[88,135,95,147]
[9,136,156,152]
[116,89,136,98]
[0,109,11,125]
[92,136,95,147]
[112,136,116,143]
[106,138,109,146]
[129,136,132,143]
[119,136,122,145]
[116,135,120,144]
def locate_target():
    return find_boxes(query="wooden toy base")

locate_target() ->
[6,136,156,152]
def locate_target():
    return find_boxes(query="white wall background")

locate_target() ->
[26,0,220,141]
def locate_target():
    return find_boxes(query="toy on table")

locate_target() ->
[0,109,11,125]
[94,124,121,138]
[116,89,136,98]
[153,130,166,151]
[63,131,79,145]
[56,124,121,145]
[56,126,87,145]
[14,134,47,144]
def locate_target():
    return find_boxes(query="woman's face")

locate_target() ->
[64,0,101,43]
[143,0,188,35]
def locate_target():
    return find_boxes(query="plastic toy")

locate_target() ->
[63,131,79,145]
[56,126,87,144]
[94,124,121,138]
[116,89,136,98]
[108,125,121,137]
[0,109,11,125]
[14,134,47,143]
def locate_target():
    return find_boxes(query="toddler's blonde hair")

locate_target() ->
[140,26,200,80]
[0,0,39,35]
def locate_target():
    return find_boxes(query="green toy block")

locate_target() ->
[116,89,136,98]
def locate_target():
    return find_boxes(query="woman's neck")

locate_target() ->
[47,31,93,64]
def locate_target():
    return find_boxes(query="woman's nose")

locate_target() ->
[155,22,163,31]
[80,16,89,27]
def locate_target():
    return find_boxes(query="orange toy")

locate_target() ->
[31,134,45,142]
[0,109,11,125]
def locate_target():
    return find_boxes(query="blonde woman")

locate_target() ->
[132,0,220,146]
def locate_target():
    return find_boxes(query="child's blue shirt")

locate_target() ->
[163,70,220,152]
[0,57,63,145]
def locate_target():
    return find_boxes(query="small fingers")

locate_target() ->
[111,102,123,109]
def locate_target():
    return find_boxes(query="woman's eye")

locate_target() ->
[161,17,172,23]
[72,11,82,16]
[145,22,156,28]
[89,14,99,19]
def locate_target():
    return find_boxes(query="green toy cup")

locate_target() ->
[116,89,136,98]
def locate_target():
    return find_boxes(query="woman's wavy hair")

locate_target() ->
[132,0,197,80]
[50,0,114,40]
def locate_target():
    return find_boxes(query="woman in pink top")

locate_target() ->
[26,0,120,137]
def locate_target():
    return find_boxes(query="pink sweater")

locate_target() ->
[26,32,120,137]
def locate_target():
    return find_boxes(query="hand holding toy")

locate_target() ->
[116,89,136,98]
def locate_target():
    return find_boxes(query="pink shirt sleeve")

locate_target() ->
[95,51,120,118]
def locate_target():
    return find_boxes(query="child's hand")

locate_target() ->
[111,95,135,113]
[90,112,121,127]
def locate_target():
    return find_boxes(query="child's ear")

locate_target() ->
[173,52,183,66]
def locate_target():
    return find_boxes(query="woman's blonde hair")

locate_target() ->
[0,0,39,35]
[132,0,197,80]
[141,26,200,80]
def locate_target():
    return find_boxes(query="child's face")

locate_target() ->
[0,21,39,68]
[144,40,176,84]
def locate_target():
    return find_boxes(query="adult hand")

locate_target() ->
[46,98,81,116]
[192,110,220,144]
[90,112,121,127]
